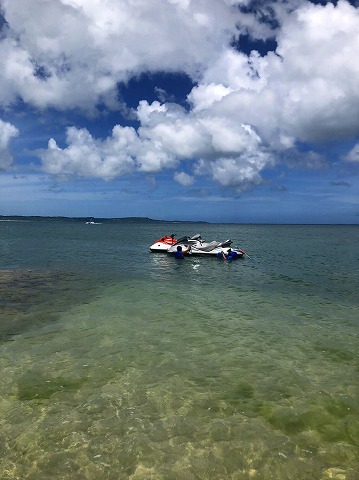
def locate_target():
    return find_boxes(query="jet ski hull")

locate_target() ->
[150,235,177,252]
[171,245,245,257]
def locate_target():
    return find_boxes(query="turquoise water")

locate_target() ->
[0,220,358,479]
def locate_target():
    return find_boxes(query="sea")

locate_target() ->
[0,219,358,480]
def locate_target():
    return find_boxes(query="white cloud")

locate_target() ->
[210,157,264,188]
[272,0,359,143]
[0,0,242,111]
[0,119,19,170]
[40,126,138,179]
[2,0,359,191]
[174,171,194,186]
[343,143,359,163]
[38,101,270,188]
[193,1,359,147]
[188,83,233,112]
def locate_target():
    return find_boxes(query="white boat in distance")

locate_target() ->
[85,219,101,224]
[150,234,247,258]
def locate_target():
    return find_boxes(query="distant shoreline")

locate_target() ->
[0,215,208,224]
[0,215,357,226]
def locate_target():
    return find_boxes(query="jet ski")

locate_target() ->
[167,235,246,258]
[191,244,245,258]
[149,234,178,252]
[149,233,202,252]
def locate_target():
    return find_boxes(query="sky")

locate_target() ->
[0,0,359,223]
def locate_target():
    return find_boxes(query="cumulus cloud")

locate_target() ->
[2,0,359,191]
[40,126,138,179]
[174,171,194,186]
[0,119,19,170]
[343,143,359,163]
[40,100,270,189]
[193,1,359,144]
[0,0,242,111]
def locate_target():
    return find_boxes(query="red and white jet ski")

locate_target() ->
[149,234,178,252]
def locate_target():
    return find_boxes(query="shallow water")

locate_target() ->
[0,220,358,479]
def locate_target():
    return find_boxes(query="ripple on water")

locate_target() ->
[0,272,358,479]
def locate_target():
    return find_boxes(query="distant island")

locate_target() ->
[0,215,209,224]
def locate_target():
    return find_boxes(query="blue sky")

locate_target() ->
[0,0,358,223]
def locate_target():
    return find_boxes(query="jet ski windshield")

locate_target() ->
[173,234,202,245]
[190,234,202,240]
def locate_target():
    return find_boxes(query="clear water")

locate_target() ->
[0,220,358,479]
